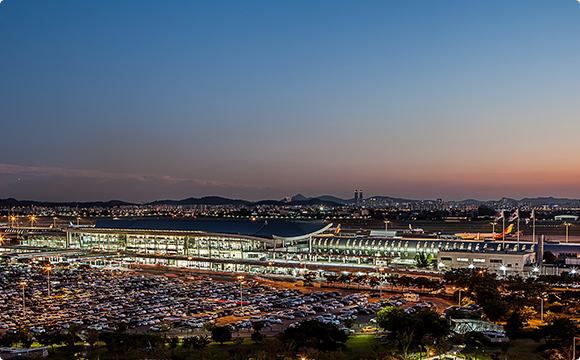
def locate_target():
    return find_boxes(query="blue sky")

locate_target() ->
[1,1,579,202]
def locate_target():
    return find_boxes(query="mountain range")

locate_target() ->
[1,195,580,208]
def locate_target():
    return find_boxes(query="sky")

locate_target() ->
[1,0,580,203]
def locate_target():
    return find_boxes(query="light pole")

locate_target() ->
[77,217,81,226]
[237,275,244,309]
[419,344,422,360]
[53,217,57,228]
[538,295,548,322]
[565,222,572,243]
[453,287,467,306]
[45,265,53,298]
[19,281,26,317]
[30,215,36,228]
[379,267,384,299]
[572,337,580,360]
[491,222,497,235]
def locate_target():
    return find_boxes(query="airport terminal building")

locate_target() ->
[63,218,330,260]
[11,218,580,276]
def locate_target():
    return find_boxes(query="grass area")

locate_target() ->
[343,335,385,360]
[7,336,547,360]
[459,339,545,360]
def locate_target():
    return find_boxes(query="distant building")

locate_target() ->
[554,215,578,222]
[437,250,535,275]
[354,189,364,207]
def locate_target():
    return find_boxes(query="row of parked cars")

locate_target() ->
[1,261,405,337]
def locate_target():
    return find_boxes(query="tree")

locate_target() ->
[116,321,129,333]
[85,328,100,349]
[325,273,339,284]
[212,326,232,344]
[397,275,413,291]
[181,336,194,356]
[35,330,63,354]
[251,331,264,343]
[413,277,431,293]
[376,306,405,332]
[377,306,450,353]
[538,317,580,349]
[303,271,317,285]
[168,336,180,357]
[368,275,380,288]
[252,321,264,333]
[518,306,537,325]
[415,253,433,268]
[191,335,211,350]
[64,324,82,350]
[15,328,33,348]
[282,320,349,351]
[474,279,507,322]
[504,310,525,338]
[251,321,265,343]
[99,332,120,353]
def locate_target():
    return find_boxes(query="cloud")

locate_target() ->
[0,163,262,191]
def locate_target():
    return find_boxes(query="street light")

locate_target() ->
[30,215,36,228]
[76,217,81,227]
[491,222,498,235]
[45,265,53,297]
[53,217,57,228]
[19,281,27,316]
[538,295,548,322]
[500,265,507,277]
[572,337,580,360]
[453,287,468,306]
[564,222,572,243]
[237,275,245,309]
[379,267,384,299]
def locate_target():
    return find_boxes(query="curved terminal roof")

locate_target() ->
[93,218,331,240]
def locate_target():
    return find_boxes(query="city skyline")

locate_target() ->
[1,1,580,203]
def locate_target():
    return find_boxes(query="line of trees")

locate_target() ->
[323,272,444,294]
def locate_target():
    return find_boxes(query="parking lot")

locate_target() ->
[0,261,450,338]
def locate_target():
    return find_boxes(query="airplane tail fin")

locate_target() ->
[504,224,514,235]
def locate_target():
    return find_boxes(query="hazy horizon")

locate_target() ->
[2,192,579,205]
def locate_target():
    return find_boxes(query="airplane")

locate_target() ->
[455,224,518,240]
[407,224,424,234]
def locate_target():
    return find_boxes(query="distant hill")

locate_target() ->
[0,198,134,208]
[519,197,580,205]
[315,195,352,204]
[2,195,580,209]
[147,196,251,206]
[290,193,308,202]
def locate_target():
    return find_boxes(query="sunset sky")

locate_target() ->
[1,1,580,203]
